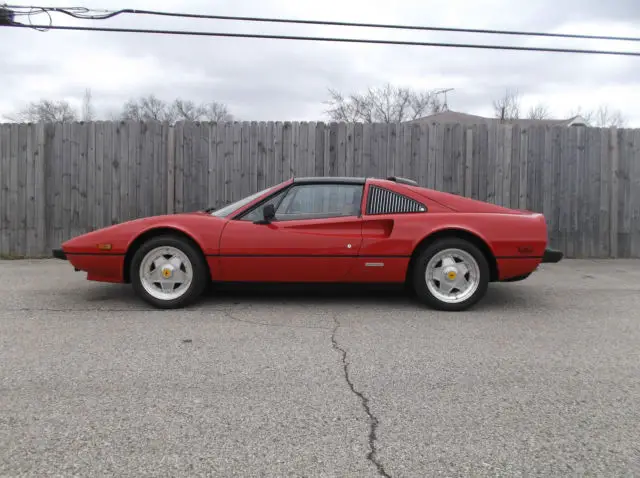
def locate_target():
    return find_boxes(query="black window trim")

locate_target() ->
[233,181,365,222]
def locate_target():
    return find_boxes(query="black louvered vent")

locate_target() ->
[366,186,427,215]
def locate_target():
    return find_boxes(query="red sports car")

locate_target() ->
[53,176,563,311]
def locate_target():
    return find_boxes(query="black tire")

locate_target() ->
[412,237,490,311]
[130,234,209,309]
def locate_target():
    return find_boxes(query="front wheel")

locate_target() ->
[412,237,490,311]
[130,235,208,309]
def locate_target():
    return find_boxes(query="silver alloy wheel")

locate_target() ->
[139,246,194,301]
[425,248,480,304]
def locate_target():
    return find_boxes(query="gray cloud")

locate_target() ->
[2,0,640,125]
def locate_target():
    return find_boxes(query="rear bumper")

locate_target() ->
[52,248,66,260]
[542,248,563,263]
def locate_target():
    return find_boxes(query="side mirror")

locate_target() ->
[254,203,276,225]
[263,203,276,222]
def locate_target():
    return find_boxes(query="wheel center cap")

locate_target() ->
[444,267,458,281]
[161,266,173,279]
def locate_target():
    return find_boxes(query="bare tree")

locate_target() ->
[324,83,446,123]
[527,102,551,120]
[121,95,233,123]
[593,105,625,127]
[81,88,95,121]
[493,88,521,121]
[569,105,625,127]
[121,94,177,123]
[202,101,233,122]
[4,99,78,122]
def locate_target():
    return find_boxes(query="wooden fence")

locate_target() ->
[0,120,639,258]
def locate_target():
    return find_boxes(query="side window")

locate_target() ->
[240,188,289,222]
[275,184,363,220]
[365,185,427,215]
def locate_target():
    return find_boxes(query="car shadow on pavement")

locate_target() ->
[200,282,535,310]
[76,282,540,312]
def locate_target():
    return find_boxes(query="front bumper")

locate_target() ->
[542,248,563,263]
[52,248,66,260]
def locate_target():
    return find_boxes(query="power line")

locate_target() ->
[5,23,640,57]
[5,4,640,43]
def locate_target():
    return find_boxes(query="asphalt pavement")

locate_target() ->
[1,258,639,477]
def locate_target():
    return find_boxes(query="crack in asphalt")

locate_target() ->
[330,315,391,478]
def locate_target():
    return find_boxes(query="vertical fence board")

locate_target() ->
[16,124,28,256]
[0,126,7,255]
[631,131,640,257]
[282,121,294,181]
[216,122,226,206]
[256,122,266,190]
[586,128,601,257]
[207,123,217,207]
[249,121,259,192]
[418,124,429,188]
[452,123,465,196]
[69,123,80,238]
[389,123,399,177]
[241,121,251,198]
[86,122,96,230]
[427,123,437,189]
[78,123,89,236]
[35,124,47,255]
[134,122,144,217]
[509,124,521,210]
[232,122,242,201]
[94,122,104,229]
[274,122,283,182]
[610,128,620,258]
[620,129,633,257]
[345,123,354,177]
[174,122,185,213]
[25,124,37,255]
[8,125,18,254]
[314,123,324,178]
[358,124,368,177]
[307,122,317,178]
[409,124,419,182]
[50,123,62,243]
[464,127,473,197]
[266,122,276,186]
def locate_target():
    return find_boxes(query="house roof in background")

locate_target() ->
[409,110,589,127]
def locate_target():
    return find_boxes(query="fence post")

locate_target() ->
[166,125,175,214]
[609,126,619,258]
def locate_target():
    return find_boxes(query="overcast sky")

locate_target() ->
[3,0,640,125]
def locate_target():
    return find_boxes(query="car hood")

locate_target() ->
[61,211,221,254]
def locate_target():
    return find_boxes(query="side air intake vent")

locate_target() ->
[366,185,427,215]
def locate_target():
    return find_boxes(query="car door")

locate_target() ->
[218,181,365,282]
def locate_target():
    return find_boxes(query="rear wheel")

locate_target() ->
[412,237,490,311]
[130,235,208,309]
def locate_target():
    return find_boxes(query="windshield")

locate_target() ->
[210,185,277,218]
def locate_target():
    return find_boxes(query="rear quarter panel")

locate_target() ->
[359,208,548,282]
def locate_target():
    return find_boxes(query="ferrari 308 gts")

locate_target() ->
[52,176,563,311]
